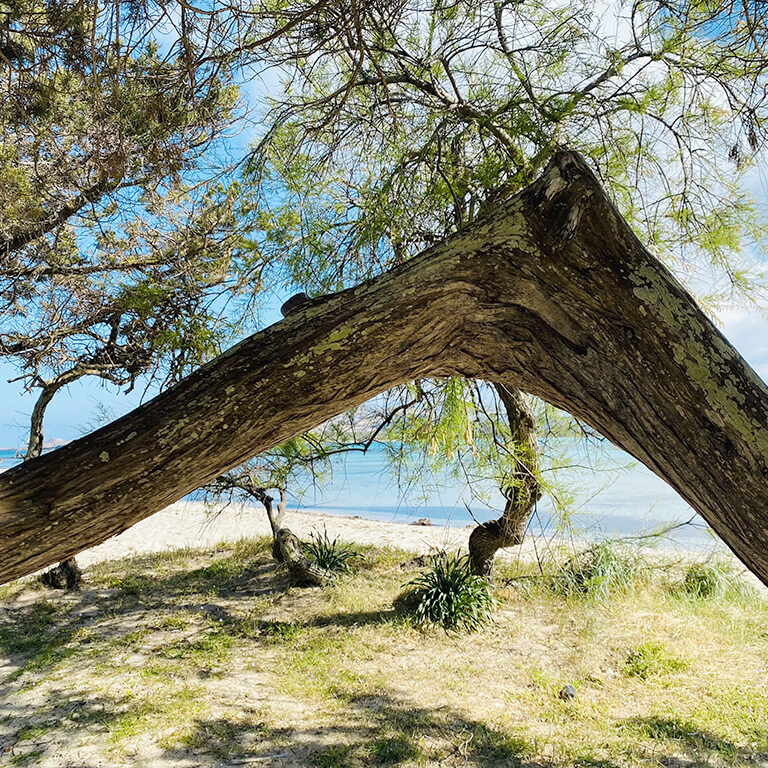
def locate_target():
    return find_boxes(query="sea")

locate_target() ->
[0,442,719,552]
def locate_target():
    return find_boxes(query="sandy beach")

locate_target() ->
[74,501,544,569]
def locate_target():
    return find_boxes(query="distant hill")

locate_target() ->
[42,438,71,450]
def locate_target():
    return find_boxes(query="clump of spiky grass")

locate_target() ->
[399,552,496,632]
[302,527,357,573]
[682,562,728,599]
[551,540,641,600]
[680,560,757,603]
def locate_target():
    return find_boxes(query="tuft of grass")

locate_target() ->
[311,744,355,768]
[463,723,533,762]
[623,641,688,679]
[256,620,305,642]
[680,560,757,603]
[368,735,422,764]
[174,717,269,760]
[398,552,496,632]
[302,528,357,573]
[551,541,641,600]
[682,562,728,599]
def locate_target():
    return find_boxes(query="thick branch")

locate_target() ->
[3,152,768,588]
[0,175,118,258]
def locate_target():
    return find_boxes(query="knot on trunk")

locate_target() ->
[40,557,82,590]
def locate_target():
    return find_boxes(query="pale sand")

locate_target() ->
[75,501,544,568]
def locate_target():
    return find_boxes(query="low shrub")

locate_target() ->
[398,552,496,632]
[552,540,640,600]
[302,528,357,573]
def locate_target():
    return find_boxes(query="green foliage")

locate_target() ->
[623,641,688,679]
[680,561,756,602]
[0,0,248,452]
[400,553,496,632]
[311,744,355,768]
[302,528,357,573]
[683,562,729,600]
[236,0,768,522]
[368,735,422,764]
[551,541,641,600]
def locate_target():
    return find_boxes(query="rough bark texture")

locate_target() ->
[4,151,768,585]
[251,487,287,562]
[468,385,542,577]
[274,528,333,586]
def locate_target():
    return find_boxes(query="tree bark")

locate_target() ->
[3,151,768,586]
[274,528,334,586]
[468,385,541,577]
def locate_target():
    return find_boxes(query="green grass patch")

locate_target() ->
[368,735,423,764]
[311,744,356,768]
[3,535,768,768]
[623,641,688,679]
[551,541,642,601]
[172,717,270,760]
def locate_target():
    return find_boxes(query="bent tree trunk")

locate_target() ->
[4,152,768,585]
[254,487,332,585]
[468,385,541,577]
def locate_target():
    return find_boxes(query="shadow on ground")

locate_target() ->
[157,692,552,767]
[1,544,766,767]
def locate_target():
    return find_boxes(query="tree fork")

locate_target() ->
[3,151,768,586]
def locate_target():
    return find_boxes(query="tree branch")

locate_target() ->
[3,151,768,589]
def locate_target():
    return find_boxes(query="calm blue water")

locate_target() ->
[0,444,718,551]
[281,443,715,551]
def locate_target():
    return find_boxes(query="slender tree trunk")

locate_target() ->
[4,152,768,586]
[468,385,541,577]
[26,385,58,460]
[250,487,287,562]
[26,384,82,590]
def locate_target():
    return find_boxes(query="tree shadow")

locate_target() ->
[0,691,129,766]
[0,547,288,680]
[159,716,273,763]
[157,692,554,767]
[306,608,404,629]
[5,546,766,767]
[627,715,767,766]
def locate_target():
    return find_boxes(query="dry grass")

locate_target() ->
[0,537,766,767]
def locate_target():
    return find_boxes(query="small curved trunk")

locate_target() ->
[469,385,541,577]
[257,488,333,586]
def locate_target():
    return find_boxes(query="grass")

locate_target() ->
[623,641,688,679]
[550,540,642,600]
[1,536,767,767]
[398,552,497,631]
[302,527,358,573]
